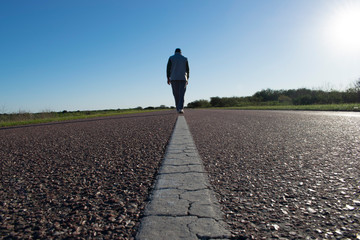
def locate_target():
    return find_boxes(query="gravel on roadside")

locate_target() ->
[0,111,177,239]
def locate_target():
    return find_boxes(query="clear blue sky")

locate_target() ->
[1,0,360,113]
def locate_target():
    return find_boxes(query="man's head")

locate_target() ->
[175,48,181,54]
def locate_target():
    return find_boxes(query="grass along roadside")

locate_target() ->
[2,103,359,128]
[0,109,169,128]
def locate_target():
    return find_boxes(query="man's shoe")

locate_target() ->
[179,109,184,114]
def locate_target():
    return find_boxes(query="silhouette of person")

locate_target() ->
[167,48,190,113]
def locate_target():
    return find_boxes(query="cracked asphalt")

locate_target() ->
[185,109,360,239]
[137,116,231,240]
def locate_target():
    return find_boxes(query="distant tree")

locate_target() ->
[221,97,238,107]
[253,89,280,102]
[355,78,360,102]
[329,90,343,104]
[278,95,292,104]
[294,94,314,105]
[343,78,360,103]
[187,99,211,108]
[355,78,360,90]
[210,97,222,107]
[343,88,357,103]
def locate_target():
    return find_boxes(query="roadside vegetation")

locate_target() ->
[2,80,360,127]
[187,79,360,112]
[0,106,172,128]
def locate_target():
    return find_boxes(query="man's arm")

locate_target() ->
[167,58,172,84]
[186,60,190,80]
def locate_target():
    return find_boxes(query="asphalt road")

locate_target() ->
[0,111,178,239]
[1,109,359,239]
[185,109,360,239]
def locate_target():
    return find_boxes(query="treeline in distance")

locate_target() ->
[187,80,360,108]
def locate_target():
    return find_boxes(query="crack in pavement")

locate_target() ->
[136,116,231,240]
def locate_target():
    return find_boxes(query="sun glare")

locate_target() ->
[324,1,360,55]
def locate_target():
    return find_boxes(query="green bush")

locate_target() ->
[187,99,211,108]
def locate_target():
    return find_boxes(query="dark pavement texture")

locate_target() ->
[185,109,360,239]
[0,111,178,239]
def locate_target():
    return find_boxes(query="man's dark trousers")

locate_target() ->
[171,80,187,112]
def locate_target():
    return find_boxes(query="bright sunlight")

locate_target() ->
[323,0,360,55]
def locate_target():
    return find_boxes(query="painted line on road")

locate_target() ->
[136,115,231,240]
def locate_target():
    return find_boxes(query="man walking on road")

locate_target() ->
[167,48,190,113]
